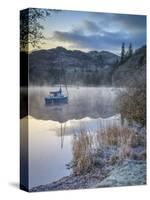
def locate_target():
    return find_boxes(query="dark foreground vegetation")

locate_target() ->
[117,46,146,126]
[118,83,146,126]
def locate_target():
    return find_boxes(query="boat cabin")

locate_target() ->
[45,87,68,104]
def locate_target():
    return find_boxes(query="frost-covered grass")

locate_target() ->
[72,126,146,175]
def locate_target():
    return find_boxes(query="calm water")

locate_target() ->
[21,86,123,188]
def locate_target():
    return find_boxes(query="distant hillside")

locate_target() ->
[25,45,146,86]
[112,45,146,87]
[28,47,119,85]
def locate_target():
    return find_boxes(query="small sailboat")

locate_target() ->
[45,86,68,104]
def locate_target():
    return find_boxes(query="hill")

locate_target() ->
[112,45,146,87]
[28,47,119,85]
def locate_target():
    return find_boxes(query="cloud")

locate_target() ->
[51,29,144,52]
[71,20,100,35]
[83,20,100,33]
[50,13,146,53]
[91,13,146,35]
[112,14,146,35]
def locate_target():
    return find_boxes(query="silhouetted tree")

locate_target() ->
[20,8,59,51]
[120,42,125,63]
[128,43,133,58]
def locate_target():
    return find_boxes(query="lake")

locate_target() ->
[21,86,123,189]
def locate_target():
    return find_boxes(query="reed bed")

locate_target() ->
[72,126,146,175]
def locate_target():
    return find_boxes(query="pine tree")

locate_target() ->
[120,42,125,63]
[128,43,133,57]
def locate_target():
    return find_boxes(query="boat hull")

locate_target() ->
[45,96,68,104]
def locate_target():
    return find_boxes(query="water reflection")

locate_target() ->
[25,114,121,188]
[27,116,72,188]
[21,86,123,189]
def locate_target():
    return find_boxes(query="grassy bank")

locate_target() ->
[30,125,146,192]
[72,126,146,176]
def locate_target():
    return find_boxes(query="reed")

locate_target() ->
[72,129,93,175]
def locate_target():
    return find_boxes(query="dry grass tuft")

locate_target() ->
[72,130,93,175]
[72,126,146,175]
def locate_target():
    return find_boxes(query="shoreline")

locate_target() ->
[30,124,146,192]
[30,159,146,192]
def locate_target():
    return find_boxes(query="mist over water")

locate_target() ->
[29,86,122,122]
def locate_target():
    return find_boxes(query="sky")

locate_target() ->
[32,9,146,55]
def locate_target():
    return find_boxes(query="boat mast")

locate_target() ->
[60,54,69,97]
[59,57,62,93]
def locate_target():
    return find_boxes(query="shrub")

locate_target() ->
[118,82,146,126]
